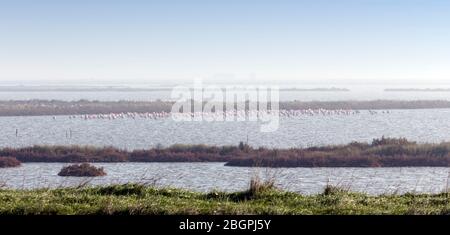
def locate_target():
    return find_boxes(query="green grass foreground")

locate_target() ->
[1,184,450,215]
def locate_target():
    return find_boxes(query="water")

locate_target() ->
[2,88,450,194]
[3,85,450,101]
[2,109,450,149]
[0,162,449,195]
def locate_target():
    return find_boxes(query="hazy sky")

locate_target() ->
[1,0,450,84]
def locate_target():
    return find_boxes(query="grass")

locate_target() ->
[1,183,450,215]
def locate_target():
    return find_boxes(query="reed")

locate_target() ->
[4,137,450,167]
[58,163,106,177]
[0,157,21,168]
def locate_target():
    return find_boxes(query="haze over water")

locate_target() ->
[2,0,450,194]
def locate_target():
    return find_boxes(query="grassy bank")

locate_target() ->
[1,100,450,116]
[5,137,450,167]
[1,184,450,215]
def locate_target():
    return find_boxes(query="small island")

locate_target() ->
[58,163,106,177]
[0,157,21,168]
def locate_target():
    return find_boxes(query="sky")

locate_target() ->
[1,0,450,85]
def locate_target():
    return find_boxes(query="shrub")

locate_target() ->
[0,157,21,168]
[371,136,416,146]
[58,163,106,177]
[248,176,276,195]
[322,185,349,196]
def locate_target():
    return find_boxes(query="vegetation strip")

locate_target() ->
[4,137,450,167]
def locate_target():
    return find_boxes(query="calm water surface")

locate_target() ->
[1,109,450,149]
[2,90,450,193]
[1,163,449,195]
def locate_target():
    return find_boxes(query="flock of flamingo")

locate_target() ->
[61,109,391,121]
